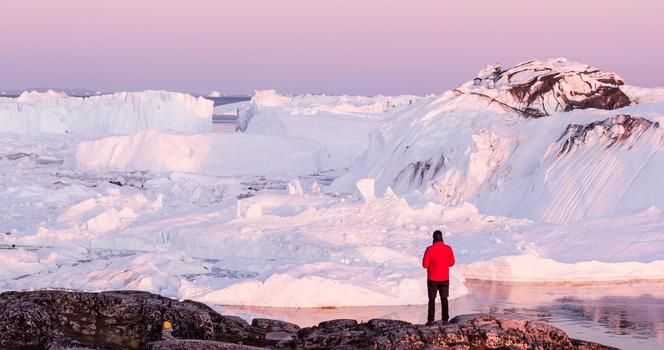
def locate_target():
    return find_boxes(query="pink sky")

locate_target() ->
[0,0,662,95]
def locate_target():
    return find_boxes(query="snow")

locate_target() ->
[0,90,212,134]
[17,89,69,102]
[235,90,427,169]
[240,90,423,123]
[460,254,664,283]
[213,101,250,116]
[622,85,664,104]
[1,182,661,306]
[75,130,324,176]
[287,179,304,195]
[1,59,663,309]
[355,178,376,201]
[332,59,664,224]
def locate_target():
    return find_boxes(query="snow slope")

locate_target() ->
[333,58,664,224]
[0,90,212,134]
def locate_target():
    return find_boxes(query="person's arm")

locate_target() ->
[422,247,430,269]
[448,246,456,267]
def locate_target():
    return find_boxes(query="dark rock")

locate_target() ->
[250,318,299,347]
[392,154,446,189]
[378,325,425,349]
[417,322,468,347]
[0,290,258,349]
[366,318,411,330]
[317,319,359,329]
[264,331,296,347]
[459,58,633,118]
[451,313,593,350]
[0,291,617,350]
[295,314,617,350]
[251,318,300,333]
[297,319,368,349]
[556,114,658,156]
[0,300,55,348]
[147,340,265,349]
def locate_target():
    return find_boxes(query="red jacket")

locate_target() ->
[422,242,455,281]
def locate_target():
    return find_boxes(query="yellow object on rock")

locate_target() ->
[163,321,173,330]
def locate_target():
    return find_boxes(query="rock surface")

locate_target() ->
[457,58,632,118]
[556,114,658,156]
[0,290,256,350]
[148,340,265,349]
[0,290,616,350]
[296,315,616,350]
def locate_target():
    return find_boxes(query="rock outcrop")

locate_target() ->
[457,58,632,118]
[295,315,614,350]
[0,290,616,350]
[556,114,659,156]
[0,290,256,350]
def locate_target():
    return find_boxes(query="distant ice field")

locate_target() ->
[1,59,663,312]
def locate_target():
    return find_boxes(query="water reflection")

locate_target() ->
[218,280,664,350]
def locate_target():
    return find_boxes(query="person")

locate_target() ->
[422,230,455,325]
[161,320,175,340]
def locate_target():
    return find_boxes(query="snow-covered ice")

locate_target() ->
[75,130,325,177]
[235,90,427,169]
[1,59,663,309]
[0,90,212,134]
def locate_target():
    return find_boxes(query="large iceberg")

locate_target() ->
[76,130,324,176]
[332,58,664,224]
[235,90,426,170]
[0,90,213,134]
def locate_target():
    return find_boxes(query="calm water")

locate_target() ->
[218,281,664,350]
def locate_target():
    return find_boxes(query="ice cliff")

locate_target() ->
[0,90,213,134]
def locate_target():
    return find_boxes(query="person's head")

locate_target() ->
[432,230,443,243]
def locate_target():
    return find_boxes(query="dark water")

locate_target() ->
[220,281,664,350]
[205,95,251,106]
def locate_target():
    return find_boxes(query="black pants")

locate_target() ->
[427,279,449,323]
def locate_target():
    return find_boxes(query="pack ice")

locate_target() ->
[1,59,663,308]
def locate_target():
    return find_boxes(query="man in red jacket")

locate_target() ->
[422,230,455,325]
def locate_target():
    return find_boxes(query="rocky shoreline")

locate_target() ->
[0,290,616,349]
